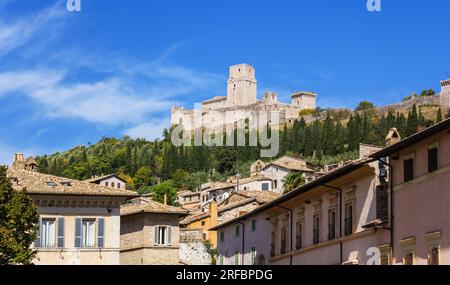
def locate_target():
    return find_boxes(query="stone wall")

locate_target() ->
[179,229,212,265]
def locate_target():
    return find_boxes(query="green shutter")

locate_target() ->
[97,218,105,248]
[154,226,159,245]
[167,226,172,245]
[34,217,42,248]
[57,218,65,248]
[74,218,82,248]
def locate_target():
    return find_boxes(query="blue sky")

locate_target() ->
[0,0,449,164]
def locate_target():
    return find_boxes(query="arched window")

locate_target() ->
[111,182,115,188]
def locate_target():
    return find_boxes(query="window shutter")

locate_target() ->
[154,226,159,245]
[75,218,82,248]
[35,217,42,248]
[57,218,65,248]
[167,226,172,245]
[97,218,105,248]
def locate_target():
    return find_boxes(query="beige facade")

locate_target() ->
[7,156,137,265]
[440,78,450,108]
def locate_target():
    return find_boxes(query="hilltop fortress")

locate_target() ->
[171,64,317,131]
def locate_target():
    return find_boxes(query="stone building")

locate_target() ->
[440,78,450,108]
[171,64,317,131]
[120,197,188,265]
[84,174,127,190]
[8,153,138,265]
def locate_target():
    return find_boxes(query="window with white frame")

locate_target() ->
[41,219,56,248]
[251,247,257,265]
[154,226,172,246]
[234,251,240,265]
[82,219,96,248]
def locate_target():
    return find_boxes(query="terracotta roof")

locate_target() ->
[178,190,200,197]
[264,155,315,172]
[371,118,450,158]
[228,175,272,184]
[121,199,188,216]
[83,174,126,184]
[180,190,280,225]
[7,168,138,197]
[210,158,375,230]
[206,182,235,192]
[210,158,375,231]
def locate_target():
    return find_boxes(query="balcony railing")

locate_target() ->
[328,224,336,240]
[296,236,302,250]
[280,240,287,255]
[270,244,275,257]
[344,218,352,235]
[313,229,320,244]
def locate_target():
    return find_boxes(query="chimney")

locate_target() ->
[12,153,26,170]
[164,193,167,206]
[385,128,401,147]
[209,199,218,229]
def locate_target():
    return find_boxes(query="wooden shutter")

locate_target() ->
[97,218,105,248]
[167,226,172,245]
[34,217,42,248]
[154,226,159,245]
[376,184,389,222]
[57,218,65,248]
[74,218,82,248]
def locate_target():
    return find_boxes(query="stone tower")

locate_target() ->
[227,64,257,107]
[291,91,317,110]
[440,78,450,108]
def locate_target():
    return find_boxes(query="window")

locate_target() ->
[105,182,109,187]
[251,247,257,265]
[403,158,414,182]
[403,252,414,265]
[117,182,121,189]
[41,219,56,248]
[376,184,389,222]
[428,247,440,265]
[235,225,240,237]
[328,209,336,240]
[313,214,320,244]
[280,227,287,254]
[270,231,275,257]
[428,147,438,173]
[82,220,96,248]
[74,218,103,248]
[111,182,115,188]
[201,221,206,226]
[295,222,302,250]
[251,220,256,232]
[154,226,172,246]
[344,203,353,236]
[220,231,225,242]
[262,183,269,191]
[234,252,240,265]
[274,180,278,189]
[219,255,224,265]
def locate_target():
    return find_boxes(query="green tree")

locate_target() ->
[406,104,419,137]
[150,181,178,205]
[171,169,189,189]
[355,101,376,111]
[0,166,39,265]
[436,108,443,123]
[283,172,306,194]
[133,166,155,191]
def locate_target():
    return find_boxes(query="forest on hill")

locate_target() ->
[36,103,450,200]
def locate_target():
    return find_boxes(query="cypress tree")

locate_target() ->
[436,108,443,123]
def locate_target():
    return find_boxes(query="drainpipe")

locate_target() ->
[276,206,293,265]
[238,221,245,265]
[323,184,343,265]
[377,158,395,264]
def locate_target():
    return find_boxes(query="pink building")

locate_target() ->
[370,118,450,265]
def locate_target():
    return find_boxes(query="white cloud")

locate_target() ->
[124,117,171,141]
[0,2,65,57]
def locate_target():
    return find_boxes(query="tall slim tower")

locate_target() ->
[227,64,257,107]
[440,78,450,108]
